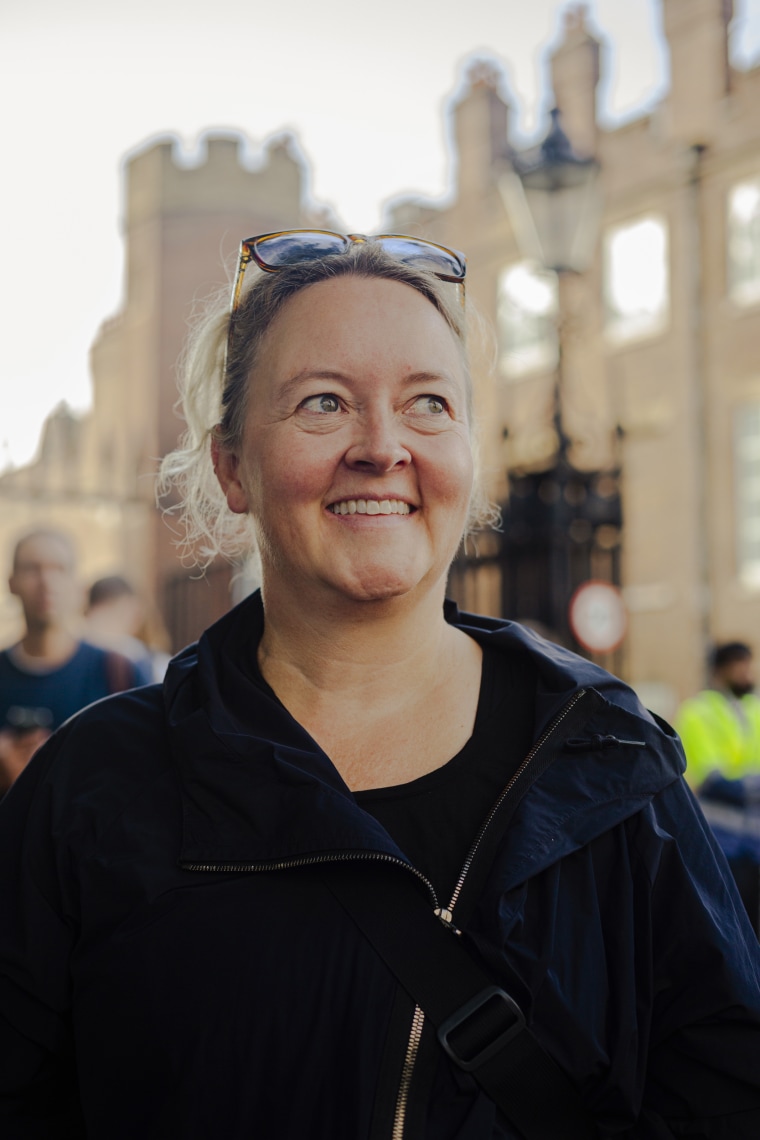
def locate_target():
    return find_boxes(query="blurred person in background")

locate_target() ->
[676,641,760,929]
[84,574,171,683]
[0,236,758,1138]
[0,530,143,793]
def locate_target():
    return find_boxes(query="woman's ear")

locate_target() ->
[211,429,249,515]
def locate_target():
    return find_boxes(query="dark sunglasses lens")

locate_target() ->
[377,238,465,280]
[254,232,347,268]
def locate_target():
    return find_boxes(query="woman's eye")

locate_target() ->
[412,395,446,415]
[301,394,341,414]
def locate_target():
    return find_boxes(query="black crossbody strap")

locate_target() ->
[324,866,594,1140]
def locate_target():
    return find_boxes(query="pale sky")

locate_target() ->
[1,0,759,470]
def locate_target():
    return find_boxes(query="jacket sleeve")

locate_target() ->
[637,779,760,1137]
[0,736,86,1136]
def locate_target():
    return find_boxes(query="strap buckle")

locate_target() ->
[438,986,526,1072]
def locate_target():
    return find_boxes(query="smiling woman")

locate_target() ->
[212,273,475,619]
[1,232,759,1140]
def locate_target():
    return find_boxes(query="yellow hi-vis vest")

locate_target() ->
[675,689,760,789]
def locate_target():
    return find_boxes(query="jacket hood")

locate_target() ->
[165,592,686,891]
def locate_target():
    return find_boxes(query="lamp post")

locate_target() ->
[499,107,601,275]
[498,109,613,647]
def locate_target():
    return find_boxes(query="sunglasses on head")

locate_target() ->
[228,229,467,317]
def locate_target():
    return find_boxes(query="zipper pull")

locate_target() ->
[564,734,646,753]
[435,907,462,935]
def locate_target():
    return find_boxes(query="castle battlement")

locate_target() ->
[125,129,305,224]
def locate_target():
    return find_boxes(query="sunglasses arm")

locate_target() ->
[230,244,257,313]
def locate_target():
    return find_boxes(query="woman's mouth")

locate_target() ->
[327,498,413,516]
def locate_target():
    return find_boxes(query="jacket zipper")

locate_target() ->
[390,688,588,1139]
[182,688,588,1140]
[392,1005,425,1140]
[181,849,439,908]
[445,688,588,918]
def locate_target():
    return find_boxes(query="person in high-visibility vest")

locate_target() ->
[676,641,760,800]
[676,642,760,933]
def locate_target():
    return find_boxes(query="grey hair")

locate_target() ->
[158,241,496,567]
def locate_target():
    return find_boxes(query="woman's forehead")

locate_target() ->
[257,275,465,370]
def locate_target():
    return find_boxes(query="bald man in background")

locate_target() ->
[0,529,141,793]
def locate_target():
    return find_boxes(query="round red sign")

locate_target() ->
[568,580,628,653]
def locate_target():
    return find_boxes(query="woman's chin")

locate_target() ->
[324,562,445,606]
[335,577,415,605]
[262,550,447,608]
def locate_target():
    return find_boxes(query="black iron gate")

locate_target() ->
[449,465,622,661]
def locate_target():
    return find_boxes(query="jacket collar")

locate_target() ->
[167,592,685,879]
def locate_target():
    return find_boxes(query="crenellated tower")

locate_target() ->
[85,132,314,646]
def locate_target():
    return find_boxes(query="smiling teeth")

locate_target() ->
[329,499,411,515]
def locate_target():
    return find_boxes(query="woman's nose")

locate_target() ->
[344,411,411,472]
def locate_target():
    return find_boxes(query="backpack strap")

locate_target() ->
[105,651,136,695]
[323,864,594,1139]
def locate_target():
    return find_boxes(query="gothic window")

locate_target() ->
[497,261,558,380]
[735,404,760,589]
[604,215,669,344]
[728,177,760,306]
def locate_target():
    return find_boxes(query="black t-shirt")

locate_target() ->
[355,644,537,904]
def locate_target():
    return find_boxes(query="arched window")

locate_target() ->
[604,215,669,344]
[497,260,558,379]
[728,178,760,307]
[735,403,760,589]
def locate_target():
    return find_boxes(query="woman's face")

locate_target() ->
[216,274,474,608]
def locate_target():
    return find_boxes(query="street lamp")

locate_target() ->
[497,109,616,649]
[499,107,602,275]
[498,107,603,466]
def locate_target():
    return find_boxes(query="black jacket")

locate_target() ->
[1,593,759,1139]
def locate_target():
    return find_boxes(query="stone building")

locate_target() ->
[0,132,325,650]
[389,0,760,716]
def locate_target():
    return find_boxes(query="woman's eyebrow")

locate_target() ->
[275,370,352,403]
[403,370,458,387]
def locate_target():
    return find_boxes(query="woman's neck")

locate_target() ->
[257,582,451,695]
[255,583,483,791]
